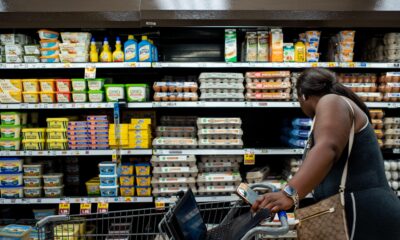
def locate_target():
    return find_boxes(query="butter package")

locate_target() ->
[224,29,237,62]
[5,55,23,63]
[5,44,24,56]
[131,118,152,126]
[0,79,23,92]
[269,28,284,62]
[24,45,40,55]
[22,79,40,92]
[87,115,108,121]
[23,55,40,63]
[0,91,22,103]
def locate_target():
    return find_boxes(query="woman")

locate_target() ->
[252,68,400,239]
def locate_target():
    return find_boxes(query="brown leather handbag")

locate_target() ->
[296,99,355,240]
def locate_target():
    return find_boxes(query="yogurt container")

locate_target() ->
[43,185,64,197]
[23,176,42,187]
[37,29,59,40]
[40,92,55,103]
[0,186,23,198]
[56,92,71,103]
[100,185,118,197]
[39,79,55,92]
[88,91,104,102]
[40,40,59,49]
[1,112,21,125]
[22,139,45,150]
[43,173,63,187]
[22,128,45,140]
[72,91,87,102]
[87,79,105,91]
[99,162,117,175]
[126,84,149,102]
[1,125,21,138]
[120,186,135,196]
[0,138,21,151]
[23,186,42,198]
[0,173,23,186]
[56,79,71,92]
[0,158,23,173]
[22,79,40,92]
[71,78,87,91]
[22,92,40,103]
[119,175,134,186]
[100,174,118,186]
[136,186,151,196]
[135,163,151,176]
[104,84,125,102]
[136,175,151,187]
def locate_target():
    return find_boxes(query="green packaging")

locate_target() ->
[104,84,125,102]
[125,84,149,102]
[88,90,104,102]
[71,78,87,91]
[224,29,237,62]
[87,78,106,91]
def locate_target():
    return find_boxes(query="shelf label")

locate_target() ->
[311,63,318,68]
[85,64,96,79]
[244,149,255,165]
[97,202,109,213]
[80,203,92,215]
[393,149,400,154]
[59,203,70,215]
[328,62,337,68]
[155,200,166,210]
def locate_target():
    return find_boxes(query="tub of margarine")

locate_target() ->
[23,176,42,187]
[47,118,68,129]
[72,91,87,103]
[1,112,21,126]
[71,78,87,91]
[22,139,45,150]
[0,186,23,198]
[0,158,23,173]
[40,47,60,57]
[88,91,104,102]
[0,79,22,92]
[119,175,134,187]
[23,164,43,176]
[22,92,40,103]
[135,163,151,176]
[0,138,21,151]
[120,163,134,175]
[43,185,64,197]
[104,84,125,102]
[120,186,135,197]
[40,56,60,63]
[22,128,46,140]
[1,125,21,138]
[0,91,22,103]
[136,175,151,187]
[39,79,55,92]
[46,128,67,140]
[56,79,71,93]
[43,173,63,187]
[40,39,60,49]
[136,186,151,196]
[22,79,39,92]
[46,139,68,150]
[24,186,42,198]
[0,173,23,186]
[87,78,105,91]
[56,92,71,103]
[85,179,100,196]
[40,92,55,103]
[38,29,59,40]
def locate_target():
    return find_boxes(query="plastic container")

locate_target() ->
[72,91,87,103]
[120,163,134,175]
[71,79,87,91]
[135,163,151,176]
[22,139,45,150]
[0,173,23,186]
[136,186,151,196]
[100,185,118,197]
[47,118,69,128]
[46,128,67,140]
[23,186,42,198]
[43,185,64,197]
[23,164,43,176]
[88,91,103,102]
[99,174,118,186]
[43,173,63,187]
[61,32,91,44]
[0,224,32,240]
[39,79,55,92]
[104,84,125,102]
[119,175,134,187]
[126,84,149,102]
[0,186,23,198]
[99,162,117,175]
[56,79,71,93]
[40,48,60,57]
[23,55,40,63]
[40,40,59,49]
[46,139,68,150]
[85,179,100,196]
[23,176,42,187]
[22,128,45,140]
[136,175,151,187]
[22,79,40,92]
[40,92,55,103]
[0,158,23,173]
[37,29,59,40]
[1,112,21,125]
[0,138,21,151]
[1,125,21,138]
[22,92,40,103]
[56,92,71,103]
[87,79,105,91]
[40,56,60,63]
[120,186,135,196]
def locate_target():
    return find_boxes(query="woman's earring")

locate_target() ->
[302,95,306,101]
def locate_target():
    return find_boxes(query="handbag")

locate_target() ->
[295,98,355,240]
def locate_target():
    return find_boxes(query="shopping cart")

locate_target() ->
[35,184,290,240]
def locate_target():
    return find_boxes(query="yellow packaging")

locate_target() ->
[269,28,284,62]
[130,124,151,130]
[0,90,22,103]
[128,142,151,149]
[40,92,55,103]
[120,186,135,197]
[47,118,69,129]
[46,139,68,150]
[136,186,151,196]
[39,79,56,92]
[85,178,100,196]
[294,41,306,62]
[135,163,151,176]
[54,224,80,240]
[0,79,22,91]
[22,128,46,140]
[22,139,45,150]
[22,92,40,103]
[130,118,152,125]
[136,176,151,187]
[120,164,134,175]
[110,144,129,149]
[22,79,40,92]
[109,124,130,132]
[109,138,129,145]
[46,128,67,140]
[119,175,135,186]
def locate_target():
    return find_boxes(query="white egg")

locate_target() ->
[392,172,399,180]
[389,181,393,188]
[384,161,391,171]
[397,161,400,169]
[391,181,399,190]
[386,171,392,180]
[390,161,398,171]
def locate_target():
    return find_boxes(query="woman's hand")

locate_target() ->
[251,191,294,213]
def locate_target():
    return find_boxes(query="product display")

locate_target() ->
[197,118,244,149]
[245,71,292,101]
[0,112,22,150]
[384,159,400,194]
[199,73,245,101]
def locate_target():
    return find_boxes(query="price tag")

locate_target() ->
[80,203,92,215]
[63,63,71,68]
[97,202,109,213]
[348,62,356,68]
[328,62,336,68]
[311,63,318,68]
[155,200,166,210]
[112,154,117,162]
[244,149,255,165]
[59,203,70,215]
[85,64,96,79]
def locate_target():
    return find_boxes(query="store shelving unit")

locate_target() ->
[0,197,153,204]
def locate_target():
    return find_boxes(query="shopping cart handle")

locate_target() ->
[249,183,277,192]
[36,215,70,228]
[240,210,289,240]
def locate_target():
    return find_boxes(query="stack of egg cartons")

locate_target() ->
[197,118,243,149]
[370,109,385,148]
[1,33,31,63]
[152,155,198,197]
[379,72,400,102]
[0,158,23,199]
[282,118,312,149]
[46,118,68,150]
[99,161,118,197]
[338,73,381,102]
[37,29,60,63]
[199,73,245,102]
[22,163,43,198]
[0,79,22,103]
[153,75,199,102]
[383,115,400,150]
[153,116,198,149]
[383,33,400,62]
[129,118,152,149]
[197,156,242,196]
[119,163,135,197]
[0,112,22,151]
[109,124,129,149]
[290,72,300,101]
[60,32,91,63]
[384,159,400,195]
[245,71,292,101]
[87,115,109,150]
[135,162,152,197]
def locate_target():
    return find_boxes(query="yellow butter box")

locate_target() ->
[130,118,151,125]
[0,79,22,92]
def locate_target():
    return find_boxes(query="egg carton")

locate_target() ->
[156,126,197,138]
[197,172,241,186]
[200,155,243,164]
[383,139,400,148]
[385,124,400,130]
[382,93,400,102]
[198,128,243,139]
[245,71,291,80]
[153,82,198,93]
[246,89,291,94]
[197,118,242,129]
[369,110,385,119]
[338,73,378,83]
[160,116,197,126]
[152,137,198,149]
[197,185,236,195]
[199,73,244,84]
[153,187,196,197]
[371,119,384,129]
[384,117,400,125]
[199,93,245,101]
[151,155,197,167]
[246,92,291,101]
[246,166,270,183]
[246,81,291,91]
[343,83,378,92]
[198,139,243,149]
[380,72,400,83]
[151,177,196,188]
[384,129,400,136]
[152,166,198,178]
[355,92,383,102]
[200,89,244,94]
[197,162,240,172]
[200,82,244,90]
[153,92,198,101]
[378,82,400,93]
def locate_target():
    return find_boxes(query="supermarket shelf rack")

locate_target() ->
[0,197,153,204]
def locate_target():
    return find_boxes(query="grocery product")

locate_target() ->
[120,186,135,196]
[22,128,45,140]
[257,31,269,62]
[43,185,64,197]
[225,29,237,62]
[0,224,32,239]
[38,29,59,40]
[126,84,149,102]
[40,92,55,103]
[47,118,68,129]
[22,79,39,92]
[72,91,87,103]
[152,137,197,149]
[199,73,244,101]
[0,138,21,151]
[0,186,23,198]
[100,185,118,197]
[87,78,105,91]
[112,37,124,62]
[0,172,23,186]
[0,158,23,173]
[99,162,117,175]
[22,139,45,150]
[245,71,292,101]
[100,174,118,186]
[136,186,151,196]
[23,176,42,187]
[104,84,125,102]
[269,28,284,62]
[100,37,112,62]
[1,125,21,138]
[138,36,152,62]
[124,35,138,62]
[86,178,100,196]
[43,173,63,187]
[61,32,91,44]
[23,186,42,198]
[156,126,196,138]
